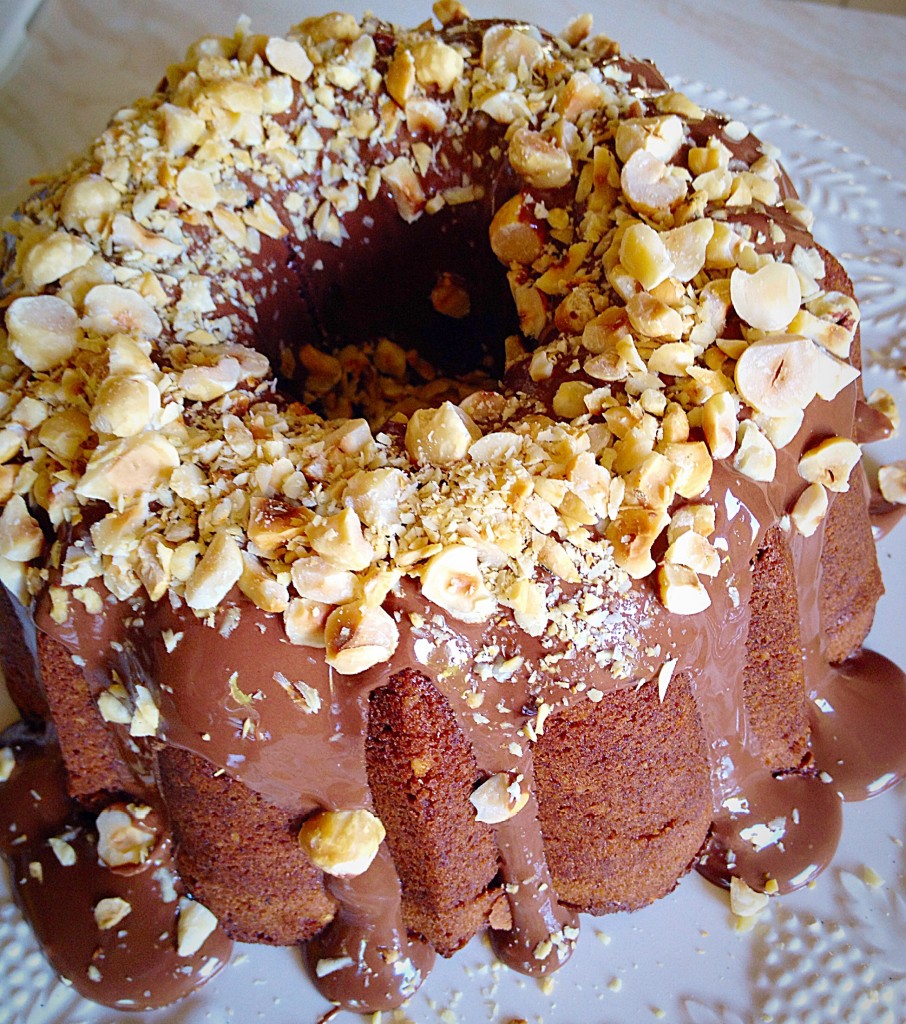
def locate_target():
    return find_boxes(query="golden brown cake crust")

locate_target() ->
[36,632,138,807]
[534,673,712,913]
[0,584,47,723]
[157,746,337,945]
[366,669,502,954]
[743,527,811,771]
[819,466,884,664]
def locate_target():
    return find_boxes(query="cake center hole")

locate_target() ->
[267,196,518,425]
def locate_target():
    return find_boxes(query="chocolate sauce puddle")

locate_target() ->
[0,724,232,1009]
[809,650,906,801]
[697,774,843,893]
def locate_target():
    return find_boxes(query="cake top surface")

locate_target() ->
[0,6,863,687]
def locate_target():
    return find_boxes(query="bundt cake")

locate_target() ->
[0,4,905,1015]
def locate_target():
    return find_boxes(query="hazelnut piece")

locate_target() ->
[730,263,801,332]
[96,805,156,868]
[489,194,545,266]
[324,601,399,674]
[421,544,497,623]
[734,335,818,417]
[878,463,906,504]
[177,898,219,956]
[298,808,386,876]
[733,421,776,483]
[798,437,861,493]
[405,401,481,466]
[791,482,829,536]
[264,37,313,82]
[508,129,572,190]
[470,773,529,824]
[83,284,162,339]
[6,295,80,372]
[184,530,244,611]
[658,563,711,615]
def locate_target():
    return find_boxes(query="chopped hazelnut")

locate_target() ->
[658,563,711,615]
[798,437,861,493]
[734,421,777,483]
[405,402,481,466]
[90,376,161,437]
[0,495,43,562]
[489,194,545,266]
[481,24,544,75]
[878,463,906,505]
[791,482,829,536]
[410,38,464,92]
[22,231,93,292]
[307,508,375,573]
[470,772,529,824]
[6,295,80,372]
[420,544,497,623]
[94,897,132,930]
[508,129,572,190]
[184,530,244,611]
[620,150,686,216]
[265,37,313,82]
[177,897,218,956]
[734,335,818,417]
[298,808,385,876]
[96,805,156,868]
[83,284,162,339]
[324,601,399,674]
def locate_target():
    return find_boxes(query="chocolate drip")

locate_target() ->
[304,848,435,1011]
[854,399,894,444]
[0,725,231,1008]
[489,790,579,975]
[697,774,843,893]
[869,493,906,539]
[389,592,599,975]
[689,464,848,893]
[151,596,436,1009]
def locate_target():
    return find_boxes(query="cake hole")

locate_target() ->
[258,191,518,424]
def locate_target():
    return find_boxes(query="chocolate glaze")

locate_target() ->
[29,555,652,1003]
[489,791,579,975]
[0,724,231,1009]
[870,498,906,540]
[1,13,905,1019]
[855,400,894,444]
[24,387,906,1006]
[868,459,906,540]
[697,774,843,894]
